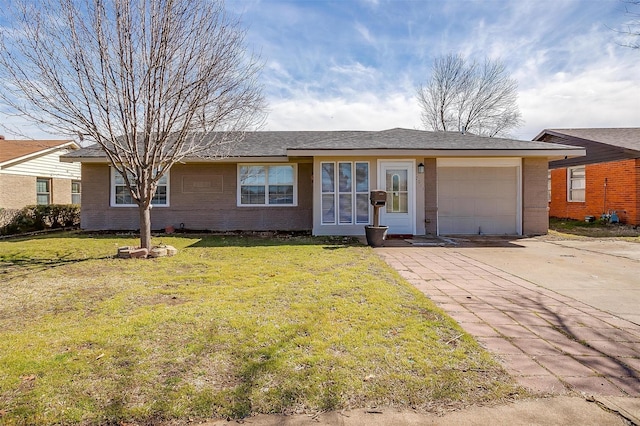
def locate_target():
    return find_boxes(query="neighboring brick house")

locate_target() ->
[62,128,584,236]
[0,138,81,209]
[533,128,640,226]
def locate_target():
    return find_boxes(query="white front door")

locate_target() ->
[379,161,415,235]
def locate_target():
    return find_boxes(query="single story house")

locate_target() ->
[534,128,640,226]
[0,137,81,209]
[61,128,584,236]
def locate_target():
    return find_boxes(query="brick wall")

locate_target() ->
[522,158,549,235]
[0,175,76,209]
[549,159,640,225]
[52,178,73,204]
[0,174,36,209]
[80,162,314,231]
[423,158,438,235]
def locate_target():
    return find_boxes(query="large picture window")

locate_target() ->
[321,161,369,225]
[238,164,296,206]
[111,168,169,207]
[567,166,585,202]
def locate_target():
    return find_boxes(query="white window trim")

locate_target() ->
[320,161,370,225]
[110,167,170,208]
[237,163,298,207]
[567,166,585,202]
[72,180,81,205]
[36,177,51,205]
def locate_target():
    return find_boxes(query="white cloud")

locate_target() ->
[354,21,375,45]
[516,67,640,139]
[263,92,421,131]
[329,62,377,79]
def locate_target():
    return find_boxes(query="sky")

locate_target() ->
[229,0,640,140]
[1,0,639,141]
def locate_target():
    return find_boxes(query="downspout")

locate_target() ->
[603,177,607,216]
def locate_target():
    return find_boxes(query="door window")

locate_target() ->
[385,169,408,213]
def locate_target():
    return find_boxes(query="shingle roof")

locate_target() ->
[535,128,640,152]
[0,139,77,164]
[279,128,573,151]
[63,128,582,160]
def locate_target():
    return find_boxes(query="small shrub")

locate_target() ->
[0,208,19,228]
[0,204,80,235]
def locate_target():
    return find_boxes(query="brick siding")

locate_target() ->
[80,162,314,232]
[423,158,438,235]
[522,158,550,235]
[549,159,640,225]
[0,175,75,208]
[0,174,36,208]
[51,178,73,204]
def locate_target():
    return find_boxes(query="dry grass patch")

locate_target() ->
[0,232,521,425]
[549,218,640,241]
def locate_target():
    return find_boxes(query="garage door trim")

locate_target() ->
[436,158,522,236]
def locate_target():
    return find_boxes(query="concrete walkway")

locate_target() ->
[376,243,640,404]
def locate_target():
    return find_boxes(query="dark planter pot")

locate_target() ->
[365,225,389,247]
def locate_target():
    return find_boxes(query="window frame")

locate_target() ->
[36,178,51,205]
[71,180,81,205]
[567,166,585,202]
[237,163,298,207]
[110,167,170,207]
[320,161,370,225]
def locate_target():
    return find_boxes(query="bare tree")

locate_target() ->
[417,53,522,137]
[618,0,640,49]
[0,0,265,250]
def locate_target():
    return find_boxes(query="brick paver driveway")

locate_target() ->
[376,240,640,397]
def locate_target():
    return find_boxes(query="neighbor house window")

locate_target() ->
[238,164,297,206]
[548,171,551,202]
[36,178,51,205]
[568,166,585,202]
[321,161,369,225]
[111,168,169,207]
[71,180,81,204]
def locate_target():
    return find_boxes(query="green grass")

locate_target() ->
[0,232,519,425]
[549,217,640,241]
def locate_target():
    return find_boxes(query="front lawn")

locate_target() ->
[549,217,640,241]
[0,232,519,425]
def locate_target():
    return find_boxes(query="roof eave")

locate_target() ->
[286,148,587,158]
[1,141,79,167]
[63,148,586,162]
[61,155,292,163]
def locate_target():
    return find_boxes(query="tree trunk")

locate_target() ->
[139,205,152,250]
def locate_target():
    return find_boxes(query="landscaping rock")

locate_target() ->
[149,246,168,258]
[129,248,148,259]
[117,246,133,258]
[117,245,177,259]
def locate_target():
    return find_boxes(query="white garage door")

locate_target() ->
[438,165,519,235]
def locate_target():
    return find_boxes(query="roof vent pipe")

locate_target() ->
[461,126,465,135]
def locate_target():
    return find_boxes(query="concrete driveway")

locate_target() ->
[454,238,640,324]
[376,236,640,408]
